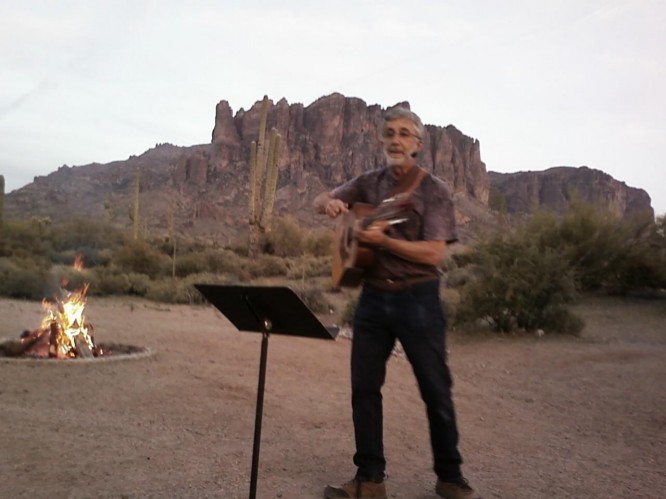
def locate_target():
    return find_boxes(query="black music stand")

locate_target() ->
[194,284,339,499]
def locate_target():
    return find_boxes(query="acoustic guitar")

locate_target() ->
[331,194,413,287]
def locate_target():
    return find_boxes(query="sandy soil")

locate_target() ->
[0,293,664,499]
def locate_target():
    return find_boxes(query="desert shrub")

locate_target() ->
[173,252,208,277]
[51,247,114,268]
[539,305,585,334]
[1,220,51,259]
[263,216,305,257]
[125,273,151,296]
[445,265,475,289]
[204,248,243,274]
[304,229,334,257]
[606,213,666,294]
[456,236,581,334]
[604,239,666,295]
[146,273,233,304]
[90,269,129,295]
[225,243,249,257]
[51,249,81,266]
[524,204,666,294]
[50,218,125,253]
[114,240,169,279]
[440,287,460,327]
[286,255,331,279]
[0,258,51,300]
[88,268,148,296]
[174,248,243,278]
[245,254,289,278]
[145,279,179,303]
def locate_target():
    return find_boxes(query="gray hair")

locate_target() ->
[382,106,425,140]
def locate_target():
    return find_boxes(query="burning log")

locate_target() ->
[48,321,59,358]
[0,330,47,357]
[74,331,94,358]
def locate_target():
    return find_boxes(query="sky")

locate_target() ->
[1,0,665,215]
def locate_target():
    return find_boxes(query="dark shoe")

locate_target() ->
[435,477,481,499]
[323,478,387,498]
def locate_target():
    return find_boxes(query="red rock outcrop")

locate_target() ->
[203,93,489,204]
[488,167,653,219]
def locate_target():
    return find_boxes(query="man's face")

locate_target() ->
[382,117,422,168]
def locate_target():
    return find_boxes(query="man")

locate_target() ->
[313,107,480,499]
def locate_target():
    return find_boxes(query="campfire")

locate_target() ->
[1,257,103,359]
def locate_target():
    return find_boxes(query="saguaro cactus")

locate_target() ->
[128,169,141,240]
[248,95,281,256]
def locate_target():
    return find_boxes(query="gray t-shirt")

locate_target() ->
[331,167,458,280]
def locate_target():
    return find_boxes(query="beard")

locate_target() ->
[384,149,414,167]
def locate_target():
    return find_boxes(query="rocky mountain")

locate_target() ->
[488,167,654,220]
[4,93,654,245]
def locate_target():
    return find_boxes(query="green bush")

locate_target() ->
[525,204,666,294]
[171,247,243,278]
[246,254,289,278]
[456,236,580,334]
[0,258,51,300]
[1,220,51,259]
[114,240,169,279]
[51,218,125,252]
[440,287,460,327]
[304,229,333,257]
[146,273,233,304]
[286,255,331,279]
[263,216,305,257]
[539,305,585,334]
[87,268,149,297]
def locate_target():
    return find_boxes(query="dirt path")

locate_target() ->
[1,295,664,498]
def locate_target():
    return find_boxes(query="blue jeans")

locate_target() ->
[351,279,463,482]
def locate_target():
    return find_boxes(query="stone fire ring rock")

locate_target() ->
[0,339,154,363]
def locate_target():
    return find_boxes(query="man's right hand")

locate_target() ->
[325,198,349,218]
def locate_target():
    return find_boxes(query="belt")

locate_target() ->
[364,276,439,292]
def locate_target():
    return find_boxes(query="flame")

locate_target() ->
[14,256,100,359]
[41,284,95,358]
[73,254,84,271]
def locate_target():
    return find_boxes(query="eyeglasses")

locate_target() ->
[382,128,421,140]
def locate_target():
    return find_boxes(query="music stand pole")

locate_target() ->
[249,326,270,499]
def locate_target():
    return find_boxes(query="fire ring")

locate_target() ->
[0,340,154,363]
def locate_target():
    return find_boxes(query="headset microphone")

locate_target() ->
[411,151,418,158]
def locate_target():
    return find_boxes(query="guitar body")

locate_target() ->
[330,167,425,288]
[332,203,376,288]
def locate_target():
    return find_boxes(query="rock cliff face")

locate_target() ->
[3,93,654,245]
[204,93,489,199]
[488,167,653,219]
